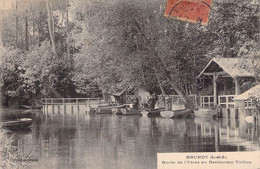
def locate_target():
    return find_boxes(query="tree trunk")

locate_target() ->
[46,0,58,56]
[155,73,166,95]
[29,0,40,45]
[51,0,55,34]
[0,1,5,45]
[16,0,18,47]
[25,17,28,51]
[66,0,70,60]
[165,73,191,106]
[133,18,194,109]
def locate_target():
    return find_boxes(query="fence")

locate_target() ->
[218,95,236,109]
[42,98,102,107]
[199,95,215,108]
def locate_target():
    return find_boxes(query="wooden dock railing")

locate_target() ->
[218,95,236,109]
[42,97,108,114]
[42,98,102,106]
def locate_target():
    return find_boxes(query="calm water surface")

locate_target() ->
[1,107,260,169]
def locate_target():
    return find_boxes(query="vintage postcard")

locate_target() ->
[0,0,259,169]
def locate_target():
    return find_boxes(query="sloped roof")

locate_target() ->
[198,57,257,78]
[112,86,129,96]
[234,84,260,101]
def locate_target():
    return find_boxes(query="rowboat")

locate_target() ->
[160,109,192,118]
[95,105,114,114]
[140,108,165,116]
[244,116,255,123]
[0,118,33,129]
[194,107,218,118]
[120,104,140,115]
[194,117,218,126]
[96,104,129,114]
[111,105,127,115]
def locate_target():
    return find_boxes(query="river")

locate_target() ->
[0,108,259,169]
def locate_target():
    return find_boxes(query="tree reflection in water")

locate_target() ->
[1,109,259,169]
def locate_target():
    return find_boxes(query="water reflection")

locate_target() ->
[0,108,259,169]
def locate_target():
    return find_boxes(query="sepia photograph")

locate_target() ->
[0,0,259,168]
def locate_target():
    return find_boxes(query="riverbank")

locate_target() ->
[0,129,32,169]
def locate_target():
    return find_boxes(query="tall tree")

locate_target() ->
[66,0,69,60]
[46,0,57,56]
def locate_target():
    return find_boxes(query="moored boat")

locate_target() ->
[0,118,33,129]
[194,107,218,118]
[120,104,140,115]
[95,105,114,114]
[194,117,218,126]
[160,109,192,118]
[111,105,126,115]
[140,108,165,116]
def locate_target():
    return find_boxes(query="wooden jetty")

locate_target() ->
[42,98,102,114]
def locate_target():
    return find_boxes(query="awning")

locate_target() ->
[197,57,257,79]
[112,86,129,97]
[234,84,260,101]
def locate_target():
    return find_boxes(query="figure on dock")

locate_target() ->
[148,93,158,110]
[133,97,139,110]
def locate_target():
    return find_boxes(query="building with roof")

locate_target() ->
[197,57,259,119]
[233,84,260,120]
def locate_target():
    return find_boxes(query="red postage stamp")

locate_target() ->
[164,0,213,25]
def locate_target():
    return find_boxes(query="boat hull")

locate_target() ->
[160,109,191,118]
[194,108,218,118]
[111,105,127,115]
[95,106,114,114]
[120,106,140,115]
[141,108,165,117]
[1,118,33,129]
[96,104,134,115]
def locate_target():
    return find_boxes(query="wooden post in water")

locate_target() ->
[194,95,198,109]
[63,98,66,114]
[214,125,219,152]
[213,73,218,106]
[71,105,73,114]
[195,123,198,136]
[51,99,54,114]
[85,98,91,113]
[43,105,45,114]
[42,98,45,113]
[76,98,79,113]
[58,105,60,114]
[45,98,48,114]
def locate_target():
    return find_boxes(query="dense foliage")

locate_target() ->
[0,0,259,108]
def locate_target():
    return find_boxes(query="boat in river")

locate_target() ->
[95,105,115,114]
[160,109,192,118]
[111,105,128,115]
[96,104,131,115]
[140,108,165,116]
[194,117,218,126]
[0,118,33,129]
[120,104,140,115]
[194,107,218,118]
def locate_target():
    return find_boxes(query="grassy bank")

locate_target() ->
[0,129,31,169]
